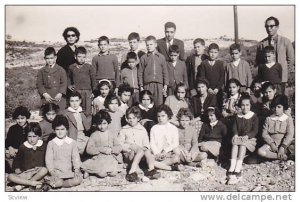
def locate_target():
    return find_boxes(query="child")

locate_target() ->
[138,35,169,106]
[37,47,68,111]
[227,94,259,185]
[67,46,96,116]
[119,106,160,182]
[63,91,91,155]
[92,36,120,94]
[150,105,181,171]
[8,122,48,191]
[164,82,190,126]
[257,46,283,94]
[186,38,209,96]
[118,83,134,115]
[166,44,189,95]
[197,43,225,109]
[5,106,31,172]
[225,43,252,94]
[120,52,140,105]
[40,103,59,142]
[222,78,242,118]
[177,108,207,166]
[257,95,294,160]
[82,110,122,178]
[138,90,157,134]
[198,107,227,162]
[250,78,263,106]
[92,79,112,115]
[45,115,82,188]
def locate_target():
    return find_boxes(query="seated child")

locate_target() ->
[119,106,160,182]
[118,83,134,115]
[226,94,259,185]
[82,110,122,178]
[45,115,82,189]
[40,103,59,142]
[257,95,294,160]
[150,105,181,171]
[222,78,242,118]
[8,122,48,191]
[92,79,113,115]
[177,108,207,166]
[250,78,263,109]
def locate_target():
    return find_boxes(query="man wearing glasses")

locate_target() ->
[256,16,294,95]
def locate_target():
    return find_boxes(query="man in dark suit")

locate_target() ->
[157,22,185,61]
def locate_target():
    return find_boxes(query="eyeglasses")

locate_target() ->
[67,34,76,38]
[265,25,277,29]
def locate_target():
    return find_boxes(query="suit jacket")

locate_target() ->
[256,35,294,82]
[157,38,185,61]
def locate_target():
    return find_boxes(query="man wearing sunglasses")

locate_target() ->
[256,16,294,95]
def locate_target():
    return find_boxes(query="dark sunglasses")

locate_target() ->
[265,25,277,28]
[67,34,76,37]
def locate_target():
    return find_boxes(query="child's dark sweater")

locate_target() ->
[258,63,282,84]
[5,123,30,150]
[198,121,227,143]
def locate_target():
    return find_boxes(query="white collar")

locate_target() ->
[270,113,289,121]
[232,59,240,66]
[210,120,218,127]
[24,140,43,149]
[166,38,173,45]
[230,93,240,100]
[266,62,276,68]
[53,136,73,146]
[139,103,154,110]
[67,106,83,113]
[172,60,177,67]
[237,111,255,119]
[122,123,144,130]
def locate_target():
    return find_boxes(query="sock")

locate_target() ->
[228,159,237,172]
[235,159,243,172]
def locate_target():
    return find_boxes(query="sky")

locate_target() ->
[5,5,295,42]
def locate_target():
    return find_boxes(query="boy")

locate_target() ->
[120,52,140,105]
[138,35,169,106]
[119,106,160,182]
[8,122,48,191]
[37,47,68,111]
[62,91,91,155]
[118,83,134,115]
[68,46,96,116]
[225,43,252,94]
[257,46,283,94]
[166,44,188,95]
[92,36,120,94]
[186,38,209,96]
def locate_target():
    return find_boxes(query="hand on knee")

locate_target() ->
[257,147,267,157]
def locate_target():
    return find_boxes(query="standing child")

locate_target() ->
[8,122,48,191]
[68,46,96,116]
[225,43,252,94]
[37,47,67,110]
[82,110,122,178]
[92,79,113,115]
[119,106,160,182]
[138,35,169,106]
[40,103,59,142]
[222,78,242,118]
[226,94,259,185]
[45,115,82,189]
[150,105,181,171]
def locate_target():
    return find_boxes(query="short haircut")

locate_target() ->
[263,46,275,55]
[93,109,112,125]
[206,107,222,120]
[208,43,219,51]
[27,122,42,137]
[176,107,194,120]
[145,35,156,42]
[226,78,241,93]
[98,36,109,44]
[13,106,31,119]
[104,94,121,109]
[62,27,80,43]
[75,46,87,56]
[126,52,137,60]
[44,47,56,57]
[265,16,280,26]
[68,91,82,102]
[169,44,179,54]
[139,90,153,103]
[157,104,173,120]
[196,77,209,88]
[237,93,252,107]
[165,22,176,30]
[229,43,241,52]
[174,82,188,98]
[261,81,276,92]
[250,78,263,91]
[125,106,142,119]
[41,103,60,117]
[128,32,140,41]
[193,38,205,46]
[118,83,134,96]
[52,115,69,130]
[270,94,289,110]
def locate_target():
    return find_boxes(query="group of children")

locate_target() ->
[5,29,295,190]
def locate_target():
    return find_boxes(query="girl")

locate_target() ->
[227,94,259,185]
[257,95,294,160]
[92,79,112,115]
[222,78,242,118]
[164,82,190,126]
[150,105,181,171]
[82,110,122,178]
[40,103,59,142]
[45,115,82,189]
[250,78,263,105]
